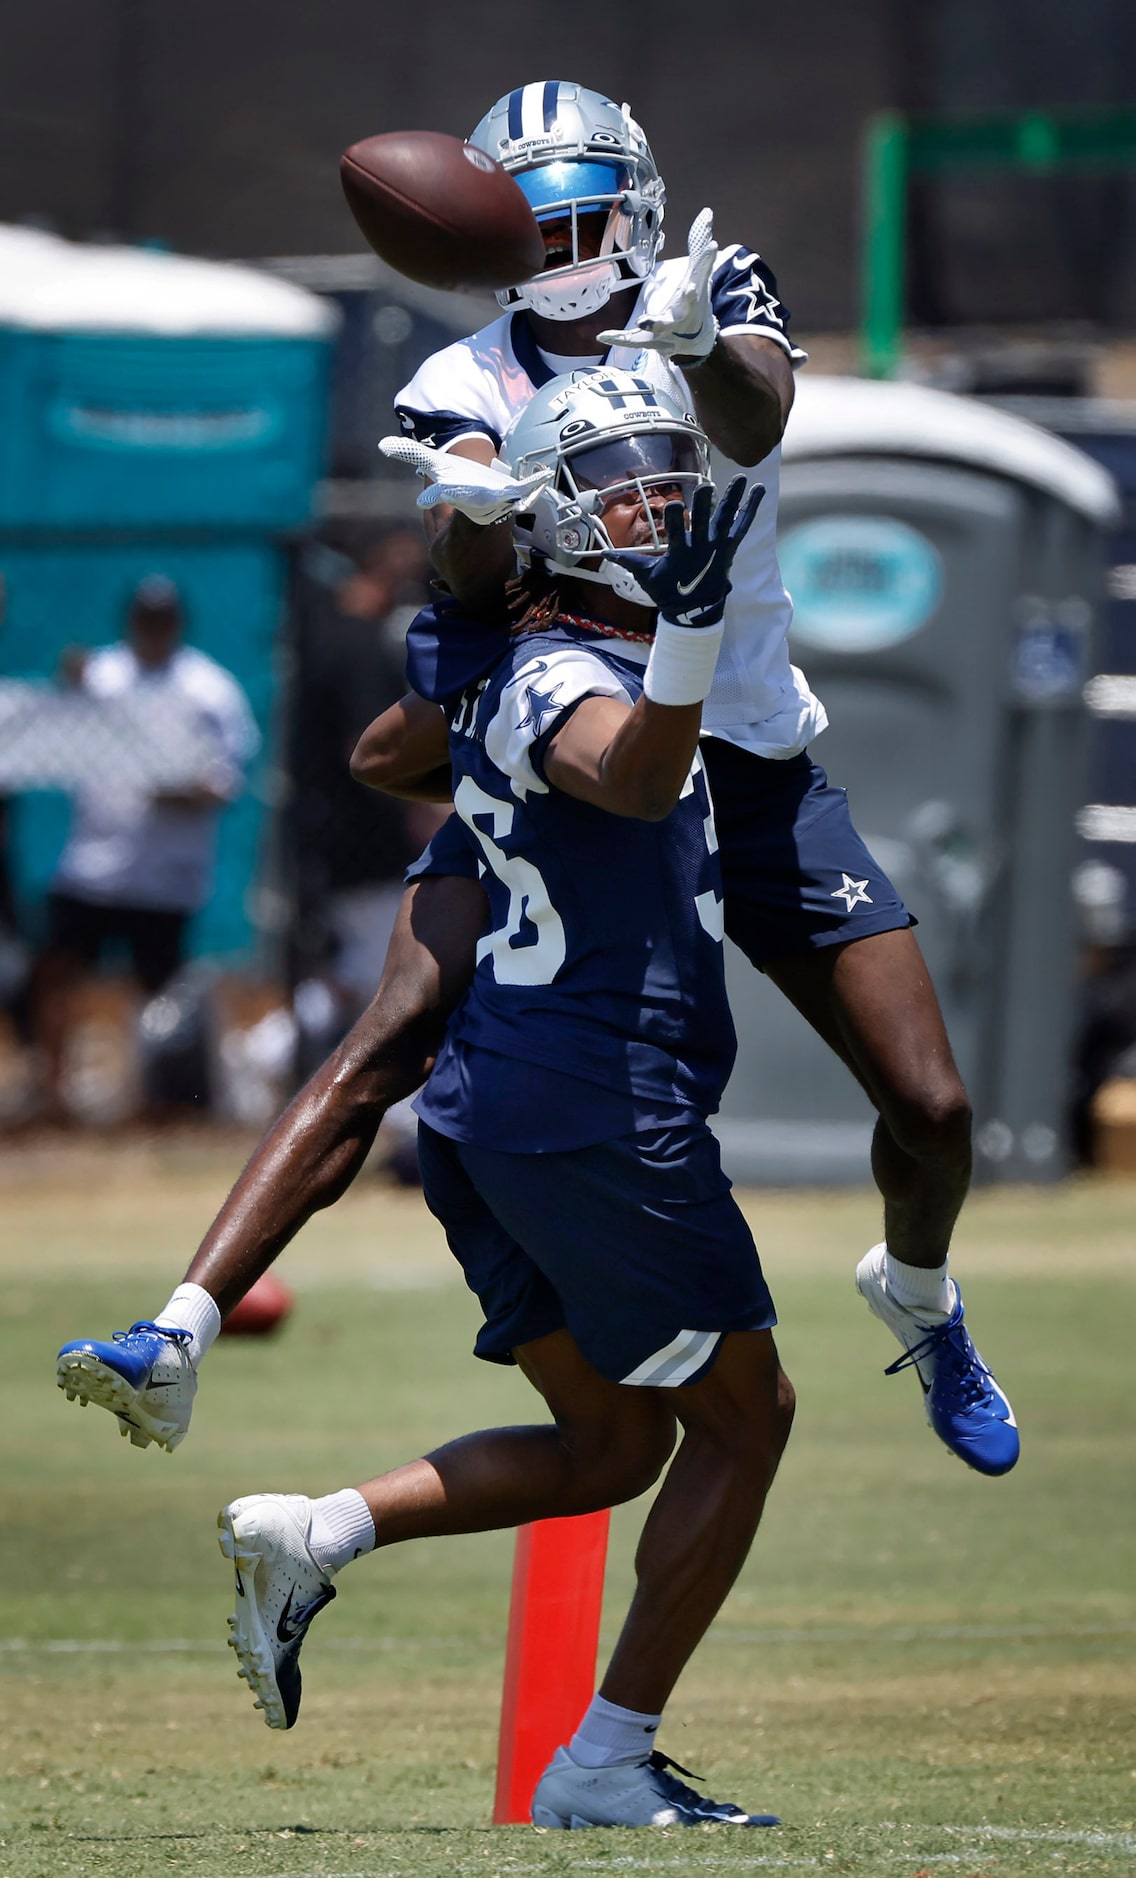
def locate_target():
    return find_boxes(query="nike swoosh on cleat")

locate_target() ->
[276,1586,301,1641]
[276,1582,333,1644]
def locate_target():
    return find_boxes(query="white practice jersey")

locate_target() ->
[396,243,827,758]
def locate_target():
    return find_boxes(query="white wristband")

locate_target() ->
[643,618,725,706]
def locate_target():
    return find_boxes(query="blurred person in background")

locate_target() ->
[1069,861,1136,1163]
[0,575,33,1040]
[0,798,29,1005]
[30,574,259,1114]
[286,527,434,1081]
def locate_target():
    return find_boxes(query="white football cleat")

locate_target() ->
[217,1493,336,1729]
[530,1746,779,1828]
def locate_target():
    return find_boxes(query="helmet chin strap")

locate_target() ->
[550,553,656,609]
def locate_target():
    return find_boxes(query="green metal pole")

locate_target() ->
[860,112,909,378]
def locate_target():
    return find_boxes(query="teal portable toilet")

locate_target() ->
[0,225,337,959]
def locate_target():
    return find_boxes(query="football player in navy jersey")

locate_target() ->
[380,83,1016,1483]
[57,84,1018,1488]
[212,377,792,1827]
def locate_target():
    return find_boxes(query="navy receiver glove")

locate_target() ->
[603,477,765,628]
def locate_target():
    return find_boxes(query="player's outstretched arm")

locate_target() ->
[683,333,794,467]
[350,693,453,802]
[544,691,703,822]
[546,479,763,820]
[379,435,535,610]
[599,211,793,465]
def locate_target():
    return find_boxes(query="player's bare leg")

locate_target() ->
[766,927,1017,1475]
[217,1330,788,1816]
[764,926,971,1269]
[358,1328,677,1540]
[217,1327,676,1728]
[186,875,484,1311]
[597,1328,793,1713]
[56,875,485,1448]
[217,1325,786,1696]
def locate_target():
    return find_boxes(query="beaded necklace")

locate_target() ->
[555,610,654,647]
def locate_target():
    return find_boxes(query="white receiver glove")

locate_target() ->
[378,436,554,525]
[598,208,720,362]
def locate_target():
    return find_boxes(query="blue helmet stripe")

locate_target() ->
[542,80,559,130]
[507,89,524,139]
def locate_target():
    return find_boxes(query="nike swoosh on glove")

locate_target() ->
[378,437,554,525]
[604,477,764,627]
[598,209,719,362]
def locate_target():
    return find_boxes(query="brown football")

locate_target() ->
[219,1271,294,1338]
[340,130,545,291]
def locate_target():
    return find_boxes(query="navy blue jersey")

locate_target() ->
[414,620,735,1151]
[406,598,505,704]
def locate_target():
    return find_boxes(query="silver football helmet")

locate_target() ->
[502,368,711,605]
[467,80,665,321]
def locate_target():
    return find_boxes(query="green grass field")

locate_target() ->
[1,1135,1133,1878]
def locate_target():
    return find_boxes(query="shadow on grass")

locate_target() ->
[64,1821,500,1842]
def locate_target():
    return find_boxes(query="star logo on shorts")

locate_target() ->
[831,873,873,912]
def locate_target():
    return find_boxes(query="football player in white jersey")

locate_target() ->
[57,82,1017,1484]
[381,81,1015,1478]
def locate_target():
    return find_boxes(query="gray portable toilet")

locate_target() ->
[715,376,1120,1186]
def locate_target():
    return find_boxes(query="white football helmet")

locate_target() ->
[467,80,665,321]
[502,368,711,605]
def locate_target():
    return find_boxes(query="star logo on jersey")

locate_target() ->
[830,873,873,913]
[515,664,566,738]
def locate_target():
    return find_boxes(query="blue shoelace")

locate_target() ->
[112,1321,192,1344]
[885,1319,991,1410]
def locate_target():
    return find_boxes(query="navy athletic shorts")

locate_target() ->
[417,1116,776,1388]
[405,812,480,885]
[406,744,911,970]
[700,741,912,969]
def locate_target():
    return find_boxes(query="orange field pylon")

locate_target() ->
[492,1508,611,1825]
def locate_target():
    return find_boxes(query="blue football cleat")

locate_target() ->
[884,1295,1020,1476]
[56,1321,196,1452]
[856,1246,1019,1477]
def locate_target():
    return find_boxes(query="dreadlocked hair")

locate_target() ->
[507,561,564,637]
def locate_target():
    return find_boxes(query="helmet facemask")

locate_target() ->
[504,158,664,321]
[467,82,666,322]
[516,423,712,607]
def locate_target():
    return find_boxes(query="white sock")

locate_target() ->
[306,1489,376,1574]
[884,1250,953,1319]
[154,1283,222,1367]
[569,1692,663,1768]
